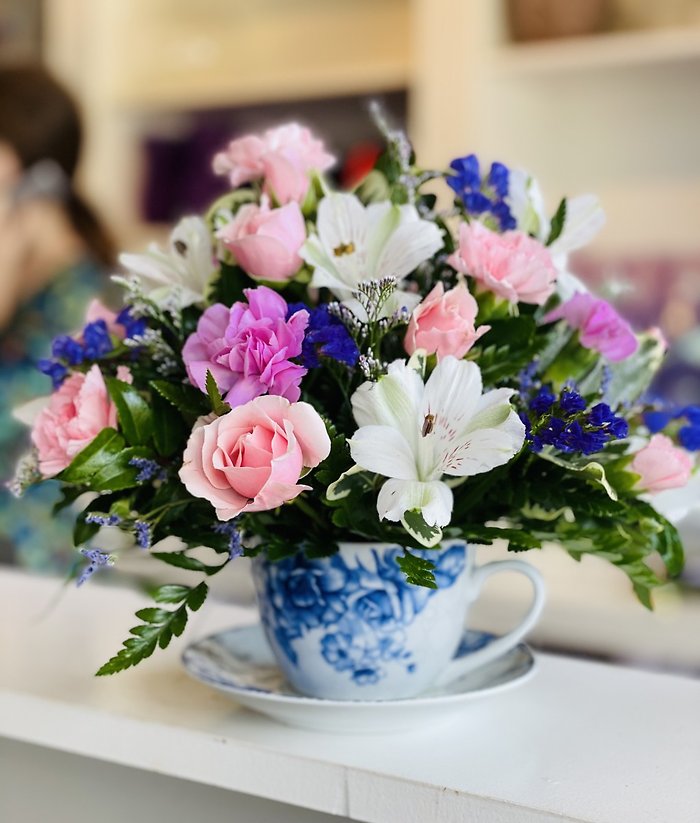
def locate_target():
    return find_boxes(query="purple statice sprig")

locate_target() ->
[85,513,122,527]
[77,548,114,587]
[134,520,152,550]
[522,385,628,456]
[129,457,166,483]
[213,520,243,559]
[287,303,359,369]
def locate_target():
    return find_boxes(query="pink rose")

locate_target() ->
[632,434,693,493]
[179,395,331,520]
[447,221,557,306]
[404,282,490,359]
[544,292,638,362]
[212,123,335,205]
[217,198,306,283]
[31,365,120,477]
[182,286,309,407]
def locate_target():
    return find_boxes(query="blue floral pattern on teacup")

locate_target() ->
[255,544,465,686]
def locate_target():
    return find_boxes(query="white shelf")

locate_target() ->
[493,26,700,75]
[2,567,700,823]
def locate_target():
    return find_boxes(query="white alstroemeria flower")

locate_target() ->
[301,192,443,318]
[348,357,525,540]
[507,170,605,300]
[119,216,217,309]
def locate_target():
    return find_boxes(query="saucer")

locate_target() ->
[182,624,536,733]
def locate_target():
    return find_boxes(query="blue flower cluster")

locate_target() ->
[37,307,146,389]
[77,548,112,587]
[133,520,152,550]
[521,385,628,456]
[643,405,700,451]
[288,303,359,368]
[447,154,516,231]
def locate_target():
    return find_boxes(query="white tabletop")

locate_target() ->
[1,566,699,823]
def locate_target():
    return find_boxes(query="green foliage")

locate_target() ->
[57,428,125,485]
[209,261,249,307]
[396,550,437,589]
[472,315,545,384]
[546,198,567,245]
[205,370,231,416]
[96,583,208,675]
[105,377,154,446]
[150,380,209,418]
[401,510,443,548]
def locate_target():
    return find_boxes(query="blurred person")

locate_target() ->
[0,64,115,571]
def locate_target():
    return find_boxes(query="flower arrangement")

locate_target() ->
[12,111,693,676]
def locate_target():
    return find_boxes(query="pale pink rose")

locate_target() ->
[447,221,557,306]
[632,434,693,493]
[404,282,490,359]
[31,364,122,477]
[544,292,638,362]
[217,198,306,282]
[212,123,335,204]
[179,395,331,520]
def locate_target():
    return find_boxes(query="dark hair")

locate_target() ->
[0,64,115,267]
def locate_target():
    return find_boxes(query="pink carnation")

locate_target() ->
[179,395,331,520]
[632,434,693,493]
[217,198,305,283]
[544,292,638,362]
[31,365,122,477]
[212,123,335,205]
[447,221,557,306]
[182,286,309,407]
[404,282,489,360]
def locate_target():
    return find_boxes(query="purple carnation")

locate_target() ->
[182,285,309,407]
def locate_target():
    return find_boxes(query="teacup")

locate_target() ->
[252,540,545,700]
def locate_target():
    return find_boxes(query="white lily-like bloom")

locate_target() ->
[119,216,217,309]
[507,169,605,300]
[348,357,525,535]
[301,192,443,318]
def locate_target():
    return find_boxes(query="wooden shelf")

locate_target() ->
[493,26,700,75]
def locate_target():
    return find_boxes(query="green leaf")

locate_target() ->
[401,510,443,548]
[326,466,372,502]
[105,377,154,446]
[151,550,224,575]
[150,380,209,417]
[538,451,618,501]
[205,370,231,416]
[396,550,437,589]
[90,446,155,492]
[208,261,249,307]
[58,428,125,485]
[546,198,567,246]
[153,584,191,604]
[96,583,208,676]
[152,393,188,457]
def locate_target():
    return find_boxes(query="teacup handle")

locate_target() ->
[433,559,546,688]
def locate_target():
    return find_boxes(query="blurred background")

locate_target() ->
[1,0,699,673]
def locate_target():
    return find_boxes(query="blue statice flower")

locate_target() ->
[643,409,672,434]
[77,548,113,586]
[559,388,587,415]
[117,306,147,339]
[213,520,243,559]
[679,405,700,425]
[129,457,165,483]
[134,520,152,550]
[85,513,122,527]
[82,319,114,359]
[446,154,516,231]
[679,425,700,451]
[288,303,359,368]
[522,387,628,457]
[51,334,84,365]
[37,358,68,389]
[529,386,556,415]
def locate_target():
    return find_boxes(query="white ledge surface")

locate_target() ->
[1,567,699,823]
